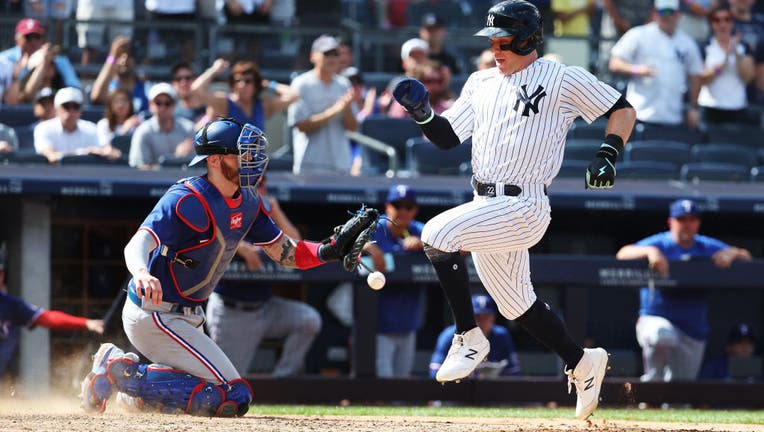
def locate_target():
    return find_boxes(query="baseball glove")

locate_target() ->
[320,206,380,272]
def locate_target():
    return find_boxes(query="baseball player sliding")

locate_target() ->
[79,118,377,417]
[393,0,636,420]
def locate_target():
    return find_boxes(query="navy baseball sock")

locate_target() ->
[515,300,584,369]
[425,248,475,333]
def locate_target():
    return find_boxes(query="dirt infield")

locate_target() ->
[0,399,759,432]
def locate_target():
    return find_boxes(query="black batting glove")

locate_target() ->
[392,78,434,124]
[585,134,624,189]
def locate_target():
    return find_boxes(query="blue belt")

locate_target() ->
[127,288,204,314]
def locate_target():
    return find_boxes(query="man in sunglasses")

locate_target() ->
[363,185,425,378]
[609,0,704,131]
[33,87,115,164]
[392,0,635,420]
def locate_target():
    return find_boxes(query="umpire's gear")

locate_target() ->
[474,0,543,56]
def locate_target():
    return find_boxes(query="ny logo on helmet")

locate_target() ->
[513,84,547,117]
[487,14,495,26]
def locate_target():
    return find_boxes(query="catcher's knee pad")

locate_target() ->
[215,378,254,417]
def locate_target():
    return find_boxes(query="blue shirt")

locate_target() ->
[110,78,150,114]
[1,291,44,374]
[227,97,264,130]
[635,231,729,339]
[0,46,80,89]
[430,324,521,378]
[372,219,425,334]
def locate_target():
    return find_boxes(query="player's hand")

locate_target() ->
[134,268,163,305]
[86,319,105,335]
[392,78,433,123]
[585,144,619,189]
[646,246,669,275]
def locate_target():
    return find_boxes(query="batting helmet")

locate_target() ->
[474,0,543,56]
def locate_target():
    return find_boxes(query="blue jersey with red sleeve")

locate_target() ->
[1,292,44,373]
[372,219,425,334]
[130,176,281,306]
[636,231,729,339]
[430,324,521,378]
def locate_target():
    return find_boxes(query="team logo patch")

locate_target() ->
[230,212,243,229]
[514,84,547,117]
[487,14,495,26]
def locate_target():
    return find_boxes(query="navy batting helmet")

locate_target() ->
[474,0,543,56]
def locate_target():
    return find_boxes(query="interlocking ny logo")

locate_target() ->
[465,348,478,360]
[513,84,547,117]
[487,14,495,26]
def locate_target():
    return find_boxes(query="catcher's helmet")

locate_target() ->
[474,0,543,56]
[189,118,243,166]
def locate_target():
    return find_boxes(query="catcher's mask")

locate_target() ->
[474,0,543,56]
[190,118,269,192]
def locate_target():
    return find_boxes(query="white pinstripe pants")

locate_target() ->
[421,184,551,319]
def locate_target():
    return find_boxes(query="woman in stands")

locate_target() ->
[96,88,142,148]
[18,44,65,103]
[697,4,756,125]
[190,59,298,130]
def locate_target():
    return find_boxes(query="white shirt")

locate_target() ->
[611,22,703,125]
[145,0,195,14]
[0,56,13,108]
[34,118,100,155]
[698,39,749,110]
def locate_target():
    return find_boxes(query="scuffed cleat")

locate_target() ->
[435,327,490,383]
[79,343,122,413]
[566,347,609,420]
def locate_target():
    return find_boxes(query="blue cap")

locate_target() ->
[386,184,417,203]
[471,294,497,315]
[728,323,756,344]
[669,199,700,219]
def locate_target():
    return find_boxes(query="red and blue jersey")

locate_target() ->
[635,231,729,340]
[1,292,44,373]
[131,175,282,306]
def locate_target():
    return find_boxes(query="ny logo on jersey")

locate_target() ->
[513,84,547,117]
[230,212,243,229]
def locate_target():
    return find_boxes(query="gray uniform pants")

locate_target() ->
[376,332,416,378]
[206,292,321,377]
[636,315,706,382]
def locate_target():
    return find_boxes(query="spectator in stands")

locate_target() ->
[700,322,758,381]
[338,37,354,73]
[191,59,298,131]
[677,0,714,42]
[343,66,378,175]
[128,83,194,169]
[0,123,18,154]
[698,4,756,125]
[602,0,655,36]
[288,35,357,175]
[96,88,142,148]
[419,13,462,75]
[34,87,117,164]
[0,56,20,107]
[23,0,74,44]
[30,87,56,125]
[206,175,321,377]
[144,0,197,63]
[90,36,150,114]
[17,43,67,103]
[269,0,296,26]
[75,0,135,66]
[609,0,704,131]
[363,185,425,378]
[377,37,429,115]
[430,294,521,379]
[476,48,495,71]
[616,199,753,382]
[728,0,764,103]
[552,0,597,36]
[388,61,453,118]
[0,18,80,92]
[170,62,206,125]
[220,0,271,24]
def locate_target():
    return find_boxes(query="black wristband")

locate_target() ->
[602,134,624,154]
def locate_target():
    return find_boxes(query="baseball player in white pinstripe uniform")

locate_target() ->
[393,0,636,420]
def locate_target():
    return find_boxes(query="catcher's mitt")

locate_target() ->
[322,206,380,272]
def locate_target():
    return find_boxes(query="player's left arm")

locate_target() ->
[711,245,753,269]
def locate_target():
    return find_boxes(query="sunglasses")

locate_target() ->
[391,201,415,211]
[657,9,677,16]
[712,16,733,23]
[61,103,81,111]
[323,49,340,57]
[153,99,175,107]
[23,33,42,41]
[173,75,194,82]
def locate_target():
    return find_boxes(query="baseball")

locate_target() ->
[366,271,386,290]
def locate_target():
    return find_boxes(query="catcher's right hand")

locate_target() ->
[318,206,380,272]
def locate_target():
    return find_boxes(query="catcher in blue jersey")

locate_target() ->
[79,118,378,417]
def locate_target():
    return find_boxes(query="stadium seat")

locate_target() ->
[616,160,679,180]
[406,1,467,28]
[13,126,35,150]
[636,123,702,144]
[565,139,604,161]
[0,105,36,127]
[158,155,193,168]
[556,159,589,178]
[59,154,127,166]
[704,123,763,148]
[111,134,133,154]
[757,148,764,165]
[0,149,49,165]
[267,156,293,172]
[358,116,422,175]
[568,118,608,139]
[625,140,691,166]
[406,137,471,175]
[690,143,758,168]
[750,166,764,182]
[680,162,750,182]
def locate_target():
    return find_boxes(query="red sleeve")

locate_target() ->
[33,310,89,331]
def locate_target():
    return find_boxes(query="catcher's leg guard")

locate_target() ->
[80,343,138,413]
[215,378,254,417]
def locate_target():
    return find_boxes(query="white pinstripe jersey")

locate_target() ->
[443,58,621,185]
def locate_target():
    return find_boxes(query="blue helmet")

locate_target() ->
[190,118,269,191]
[474,0,543,56]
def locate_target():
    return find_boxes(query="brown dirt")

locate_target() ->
[0,397,759,432]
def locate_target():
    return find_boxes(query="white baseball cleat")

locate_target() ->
[435,327,490,383]
[566,347,609,420]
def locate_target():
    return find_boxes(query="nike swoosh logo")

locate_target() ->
[584,376,595,391]
[465,349,478,360]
